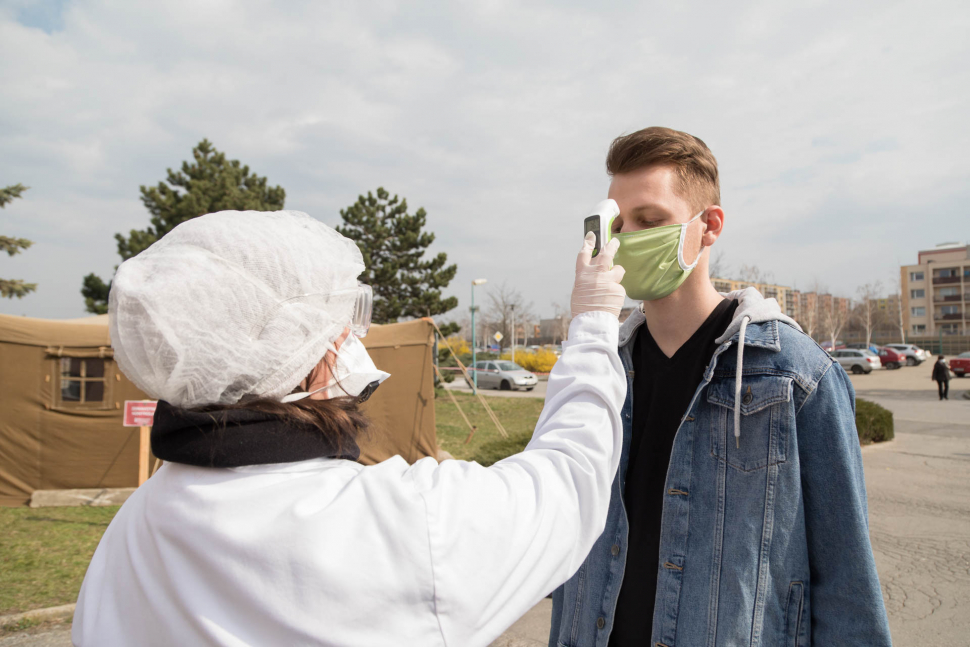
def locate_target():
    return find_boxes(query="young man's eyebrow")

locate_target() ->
[626,204,673,220]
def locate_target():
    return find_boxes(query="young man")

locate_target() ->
[549,127,892,647]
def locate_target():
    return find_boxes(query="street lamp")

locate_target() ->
[510,304,516,366]
[471,279,487,395]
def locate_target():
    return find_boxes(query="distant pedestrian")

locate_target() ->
[932,354,950,400]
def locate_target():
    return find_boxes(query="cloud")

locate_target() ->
[1,0,968,321]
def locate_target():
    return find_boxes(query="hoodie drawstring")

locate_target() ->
[734,316,750,449]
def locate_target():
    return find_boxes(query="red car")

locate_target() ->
[950,351,970,377]
[877,346,905,370]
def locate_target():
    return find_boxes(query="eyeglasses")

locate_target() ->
[251,281,374,339]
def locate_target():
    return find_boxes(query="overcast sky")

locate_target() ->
[2,0,968,322]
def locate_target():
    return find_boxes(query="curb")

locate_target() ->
[0,604,75,630]
[861,438,895,452]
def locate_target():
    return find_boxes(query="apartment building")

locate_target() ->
[712,278,794,317]
[788,291,850,326]
[901,242,970,336]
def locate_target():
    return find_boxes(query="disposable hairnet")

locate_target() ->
[109,210,365,408]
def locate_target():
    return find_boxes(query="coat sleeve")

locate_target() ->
[796,361,893,646]
[404,311,626,647]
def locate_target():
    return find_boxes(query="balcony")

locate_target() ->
[933,276,961,285]
[934,294,964,302]
[934,312,965,321]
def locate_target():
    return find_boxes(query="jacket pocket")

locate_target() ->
[708,374,792,472]
[785,581,808,647]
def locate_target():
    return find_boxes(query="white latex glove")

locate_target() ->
[571,232,626,318]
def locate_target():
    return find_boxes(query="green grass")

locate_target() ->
[0,393,543,616]
[435,389,544,465]
[0,506,119,615]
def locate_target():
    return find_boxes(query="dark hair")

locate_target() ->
[213,396,370,456]
[200,357,370,454]
[939,354,945,360]
[606,126,720,212]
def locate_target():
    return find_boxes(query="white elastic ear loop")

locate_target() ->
[676,209,707,272]
[281,385,327,403]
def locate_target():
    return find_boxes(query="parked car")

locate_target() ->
[471,360,538,391]
[950,351,970,377]
[831,349,883,374]
[821,340,847,352]
[877,346,905,370]
[883,343,931,366]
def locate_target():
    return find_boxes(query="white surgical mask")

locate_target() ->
[281,335,390,403]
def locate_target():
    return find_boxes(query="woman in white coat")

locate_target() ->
[73,209,627,647]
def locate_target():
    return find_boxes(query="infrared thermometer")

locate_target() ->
[583,199,620,259]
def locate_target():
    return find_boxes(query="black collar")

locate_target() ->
[151,401,360,468]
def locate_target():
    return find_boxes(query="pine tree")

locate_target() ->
[1,183,36,299]
[82,139,286,313]
[336,188,458,332]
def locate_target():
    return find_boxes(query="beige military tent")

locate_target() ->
[0,314,437,506]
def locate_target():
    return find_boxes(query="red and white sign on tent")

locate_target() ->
[123,400,158,486]
[123,400,158,427]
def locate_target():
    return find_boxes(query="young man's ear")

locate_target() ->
[701,206,724,247]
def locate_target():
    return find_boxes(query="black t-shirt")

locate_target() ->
[608,298,738,646]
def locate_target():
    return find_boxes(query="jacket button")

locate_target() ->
[597,617,606,629]
[611,544,620,556]
[742,393,753,404]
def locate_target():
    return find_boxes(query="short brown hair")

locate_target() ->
[606,127,720,212]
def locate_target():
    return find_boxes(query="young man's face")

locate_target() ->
[607,164,707,267]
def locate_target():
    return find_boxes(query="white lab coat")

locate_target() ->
[73,312,625,646]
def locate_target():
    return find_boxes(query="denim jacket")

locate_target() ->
[550,288,892,647]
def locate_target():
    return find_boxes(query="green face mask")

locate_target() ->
[613,210,704,301]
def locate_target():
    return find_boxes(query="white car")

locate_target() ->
[831,349,883,374]
[883,343,931,366]
[471,360,538,391]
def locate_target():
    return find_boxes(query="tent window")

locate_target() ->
[59,358,108,407]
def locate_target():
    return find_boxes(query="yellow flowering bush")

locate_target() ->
[501,348,559,373]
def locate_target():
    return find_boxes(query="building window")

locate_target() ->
[912,324,926,334]
[57,358,110,409]
[941,324,960,335]
[909,271,924,281]
[941,305,960,315]
[938,268,958,278]
[939,287,959,297]
[911,289,925,299]
[911,307,925,317]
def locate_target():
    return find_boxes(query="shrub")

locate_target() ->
[500,349,559,373]
[855,398,894,444]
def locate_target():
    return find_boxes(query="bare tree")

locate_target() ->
[737,264,764,284]
[796,280,823,340]
[854,281,883,348]
[890,269,907,343]
[483,282,535,350]
[551,301,572,344]
[822,301,848,351]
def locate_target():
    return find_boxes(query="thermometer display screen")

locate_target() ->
[584,215,602,256]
